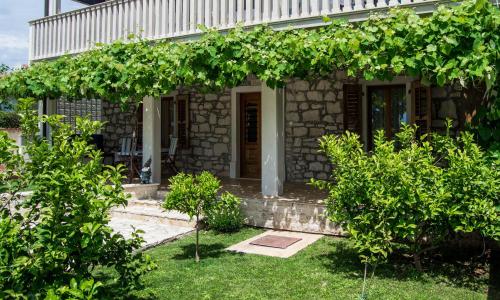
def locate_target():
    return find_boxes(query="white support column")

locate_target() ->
[142,97,162,183]
[38,100,44,138]
[46,99,57,142]
[261,83,285,197]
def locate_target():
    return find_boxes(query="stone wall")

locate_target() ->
[93,75,469,183]
[284,73,347,182]
[431,84,462,134]
[175,90,232,177]
[175,76,261,177]
[101,102,137,155]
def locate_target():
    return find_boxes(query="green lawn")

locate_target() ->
[130,228,488,300]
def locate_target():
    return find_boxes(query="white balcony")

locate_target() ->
[29,0,447,61]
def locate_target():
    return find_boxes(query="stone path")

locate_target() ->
[109,218,193,250]
[109,187,195,249]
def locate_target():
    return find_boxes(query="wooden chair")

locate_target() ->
[164,137,178,173]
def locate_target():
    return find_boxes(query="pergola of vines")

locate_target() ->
[0,0,499,146]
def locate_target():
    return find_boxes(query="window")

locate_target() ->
[137,95,189,150]
[410,80,432,138]
[161,97,175,148]
[176,94,190,149]
[367,85,407,148]
[136,103,143,150]
[343,84,363,136]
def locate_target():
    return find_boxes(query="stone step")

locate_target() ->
[126,198,163,208]
[156,190,169,200]
[108,218,194,250]
[123,183,160,200]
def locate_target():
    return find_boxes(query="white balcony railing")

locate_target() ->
[29,0,445,61]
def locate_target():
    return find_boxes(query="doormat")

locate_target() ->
[249,235,302,249]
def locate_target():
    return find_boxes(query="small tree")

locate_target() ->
[163,171,220,262]
[313,124,500,270]
[0,98,156,298]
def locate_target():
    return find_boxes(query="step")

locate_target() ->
[108,218,194,250]
[123,183,160,200]
[111,202,196,228]
[156,189,169,200]
[126,198,163,208]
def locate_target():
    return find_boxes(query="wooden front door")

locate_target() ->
[240,93,261,179]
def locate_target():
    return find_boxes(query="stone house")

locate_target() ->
[56,71,464,196]
[31,0,493,233]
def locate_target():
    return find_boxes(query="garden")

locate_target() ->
[0,0,499,299]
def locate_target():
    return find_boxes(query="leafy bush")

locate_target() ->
[0,98,155,298]
[313,124,500,269]
[206,192,244,232]
[163,171,220,262]
[0,111,20,128]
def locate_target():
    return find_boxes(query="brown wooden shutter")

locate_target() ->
[176,94,189,148]
[343,84,363,136]
[410,80,432,137]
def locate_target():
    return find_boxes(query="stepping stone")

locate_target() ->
[227,230,323,258]
[250,235,302,249]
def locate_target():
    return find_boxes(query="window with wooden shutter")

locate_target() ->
[343,84,363,136]
[410,80,432,137]
[136,103,143,149]
[161,97,174,148]
[176,94,189,148]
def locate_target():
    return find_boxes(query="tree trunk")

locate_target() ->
[195,213,200,263]
[414,253,423,272]
[413,245,439,272]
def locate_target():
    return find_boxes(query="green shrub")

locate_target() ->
[0,111,20,128]
[207,192,244,232]
[163,171,220,262]
[0,98,156,299]
[313,124,500,269]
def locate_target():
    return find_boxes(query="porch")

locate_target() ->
[51,71,467,236]
[220,178,340,235]
[155,178,339,235]
[89,72,461,197]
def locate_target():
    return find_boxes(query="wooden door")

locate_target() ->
[240,93,261,179]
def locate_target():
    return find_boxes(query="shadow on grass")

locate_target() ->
[171,242,229,260]
[487,246,500,300]
[319,238,489,292]
[90,271,159,300]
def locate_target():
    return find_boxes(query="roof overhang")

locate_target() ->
[72,0,107,5]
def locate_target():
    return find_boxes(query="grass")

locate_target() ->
[125,227,489,300]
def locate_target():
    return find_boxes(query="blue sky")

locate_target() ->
[0,0,84,67]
